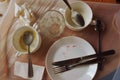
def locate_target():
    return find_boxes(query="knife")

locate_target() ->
[54,58,102,74]
[52,50,115,66]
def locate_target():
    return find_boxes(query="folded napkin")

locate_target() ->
[14,61,45,80]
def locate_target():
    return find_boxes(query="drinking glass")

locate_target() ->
[38,10,65,38]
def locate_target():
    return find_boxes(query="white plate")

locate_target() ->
[45,36,98,80]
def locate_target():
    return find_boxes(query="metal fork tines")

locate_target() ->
[53,65,71,74]
[53,58,100,74]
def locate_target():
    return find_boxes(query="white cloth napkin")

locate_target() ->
[14,61,45,80]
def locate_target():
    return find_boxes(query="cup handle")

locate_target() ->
[58,8,65,15]
[15,51,22,57]
[33,22,40,33]
[90,20,97,26]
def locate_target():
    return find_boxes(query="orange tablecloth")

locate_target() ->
[0,0,120,80]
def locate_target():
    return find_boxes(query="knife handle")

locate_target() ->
[83,50,115,59]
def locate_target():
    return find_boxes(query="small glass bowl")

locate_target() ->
[39,10,65,38]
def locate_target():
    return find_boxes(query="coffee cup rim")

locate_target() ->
[12,26,42,54]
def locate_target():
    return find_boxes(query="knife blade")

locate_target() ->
[52,50,115,66]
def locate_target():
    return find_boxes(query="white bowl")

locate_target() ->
[65,1,93,31]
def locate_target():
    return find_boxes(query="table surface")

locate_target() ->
[0,0,120,80]
[85,0,116,3]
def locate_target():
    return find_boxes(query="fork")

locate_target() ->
[53,58,101,74]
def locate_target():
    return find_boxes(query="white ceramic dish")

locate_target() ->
[45,36,97,80]
[64,1,93,31]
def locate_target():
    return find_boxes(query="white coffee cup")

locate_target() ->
[12,26,42,55]
[64,1,93,31]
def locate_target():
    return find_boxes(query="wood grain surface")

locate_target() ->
[0,0,120,80]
